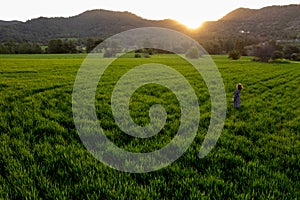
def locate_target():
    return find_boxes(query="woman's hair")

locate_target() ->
[237,83,243,90]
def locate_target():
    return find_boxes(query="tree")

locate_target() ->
[86,38,104,53]
[86,38,95,53]
[291,53,299,61]
[185,47,200,59]
[223,39,234,53]
[284,45,300,59]
[15,42,42,54]
[0,42,42,54]
[47,39,78,54]
[103,49,115,58]
[4,40,17,53]
[209,41,222,55]
[228,50,241,60]
[63,40,77,53]
[272,50,284,60]
[252,44,275,62]
[48,39,64,53]
[0,44,10,54]
[134,53,141,58]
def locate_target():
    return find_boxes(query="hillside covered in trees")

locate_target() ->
[0,9,187,43]
[197,4,300,40]
[193,4,300,56]
[0,4,299,57]
[0,5,299,43]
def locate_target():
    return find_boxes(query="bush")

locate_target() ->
[0,42,42,54]
[134,53,141,58]
[284,45,299,59]
[291,53,299,61]
[185,47,200,59]
[104,49,116,58]
[272,51,284,59]
[0,44,10,54]
[135,48,154,55]
[47,39,77,54]
[228,50,241,60]
[252,57,261,62]
[252,44,275,62]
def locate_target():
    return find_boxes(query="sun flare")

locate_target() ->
[184,21,204,29]
[178,18,205,30]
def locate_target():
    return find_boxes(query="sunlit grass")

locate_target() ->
[0,54,299,199]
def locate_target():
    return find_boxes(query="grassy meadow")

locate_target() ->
[0,54,299,199]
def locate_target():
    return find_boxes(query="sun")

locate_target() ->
[185,22,204,30]
[178,19,205,30]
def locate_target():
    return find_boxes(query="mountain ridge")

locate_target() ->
[0,9,188,43]
[221,4,300,22]
[197,4,300,41]
[0,20,22,26]
[0,4,299,43]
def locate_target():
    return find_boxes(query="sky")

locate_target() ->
[1,0,299,28]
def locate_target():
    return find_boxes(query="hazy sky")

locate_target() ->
[1,0,299,28]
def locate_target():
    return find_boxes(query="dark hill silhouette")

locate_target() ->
[0,20,21,26]
[197,4,300,40]
[221,5,300,22]
[0,5,299,43]
[0,9,188,42]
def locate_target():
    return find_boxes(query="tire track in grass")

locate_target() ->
[2,85,72,103]
[258,69,300,90]
[0,71,38,74]
[28,85,72,97]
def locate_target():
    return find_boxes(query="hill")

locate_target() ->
[0,5,299,44]
[197,4,300,40]
[0,20,21,26]
[0,9,188,43]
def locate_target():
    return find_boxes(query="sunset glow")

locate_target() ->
[0,0,299,26]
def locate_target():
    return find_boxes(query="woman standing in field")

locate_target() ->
[233,83,243,108]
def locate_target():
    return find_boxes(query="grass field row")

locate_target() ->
[0,54,299,199]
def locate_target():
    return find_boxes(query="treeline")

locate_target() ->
[200,36,259,55]
[0,41,42,54]
[1,37,300,63]
[0,38,104,54]
[249,41,300,62]
[200,36,300,62]
[0,35,260,55]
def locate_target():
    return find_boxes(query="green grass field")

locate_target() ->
[0,54,299,199]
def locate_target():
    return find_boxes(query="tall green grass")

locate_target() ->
[0,54,299,199]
